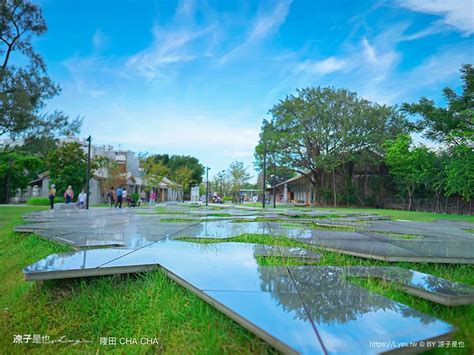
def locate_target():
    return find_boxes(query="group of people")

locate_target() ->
[47,184,158,210]
[106,187,157,208]
[107,186,126,208]
[48,185,87,209]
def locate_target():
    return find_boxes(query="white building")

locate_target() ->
[28,138,182,204]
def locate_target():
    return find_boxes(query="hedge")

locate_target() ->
[27,197,66,206]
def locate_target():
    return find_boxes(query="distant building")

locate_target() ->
[267,153,392,207]
[26,137,182,204]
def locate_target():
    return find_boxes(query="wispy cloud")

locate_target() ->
[126,25,214,79]
[218,0,292,65]
[92,29,107,52]
[62,55,107,99]
[297,57,348,76]
[126,0,216,79]
[395,0,474,35]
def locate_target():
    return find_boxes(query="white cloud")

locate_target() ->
[219,0,292,64]
[126,25,214,79]
[175,0,196,18]
[92,29,107,52]
[62,55,107,98]
[249,0,293,41]
[297,57,348,75]
[396,0,474,35]
[125,0,216,79]
[361,38,398,69]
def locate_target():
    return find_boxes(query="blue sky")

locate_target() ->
[32,0,473,179]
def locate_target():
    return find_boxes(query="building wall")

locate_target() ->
[41,177,50,197]
[89,178,102,204]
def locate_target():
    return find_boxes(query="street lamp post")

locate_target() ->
[86,136,91,210]
[205,167,210,206]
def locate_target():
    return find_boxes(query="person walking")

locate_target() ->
[149,190,156,206]
[78,190,87,209]
[48,184,56,209]
[115,186,123,208]
[140,190,147,206]
[122,188,128,207]
[108,186,116,207]
[64,185,74,204]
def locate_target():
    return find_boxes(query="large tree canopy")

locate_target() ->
[384,134,436,211]
[46,142,88,196]
[228,161,251,203]
[402,64,474,146]
[0,0,81,140]
[255,87,408,204]
[0,149,41,202]
[140,154,204,192]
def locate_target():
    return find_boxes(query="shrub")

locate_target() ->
[223,196,233,202]
[27,197,65,205]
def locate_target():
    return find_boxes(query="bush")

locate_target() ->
[27,197,65,205]
[223,196,233,202]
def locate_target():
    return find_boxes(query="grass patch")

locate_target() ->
[305,222,355,232]
[284,213,341,219]
[231,217,356,231]
[376,231,421,240]
[27,197,65,205]
[159,218,198,223]
[155,210,186,215]
[206,213,232,217]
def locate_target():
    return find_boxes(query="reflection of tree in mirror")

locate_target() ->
[349,267,473,297]
[257,265,438,325]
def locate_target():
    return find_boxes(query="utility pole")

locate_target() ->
[262,144,267,209]
[205,167,210,206]
[86,136,91,210]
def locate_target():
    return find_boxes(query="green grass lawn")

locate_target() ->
[1,205,473,354]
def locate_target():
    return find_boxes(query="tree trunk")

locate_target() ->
[319,173,325,206]
[407,185,413,211]
[332,169,337,207]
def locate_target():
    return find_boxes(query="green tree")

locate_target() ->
[0,150,41,202]
[46,142,88,197]
[94,156,127,193]
[444,145,474,203]
[402,64,473,146]
[228,161,251,203]
[167,155,204,188]
[0,0,81,140]
[139,154,204,192]
[423,150,448,212]
[212,169,232,197]
[255,87,407,206]
[384,134,435,211]
[141,156,169,187]
[171,166,194,193]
